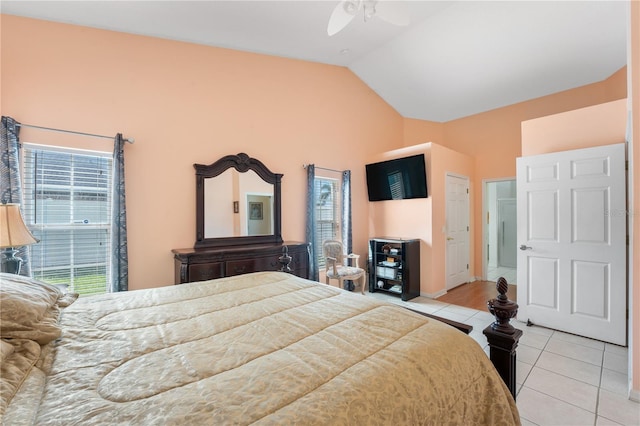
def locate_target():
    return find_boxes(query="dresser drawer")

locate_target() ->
[225,259,258,276]
[173,242,309,284]
[289,252,307,271]
[189,262,224,281]
[226,256,281,276]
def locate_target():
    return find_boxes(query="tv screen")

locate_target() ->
[365,154,428,201]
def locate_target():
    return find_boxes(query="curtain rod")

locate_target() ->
[302,164,343,173]
[16,123,135,144]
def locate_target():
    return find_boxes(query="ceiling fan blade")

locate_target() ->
[375,1,410,26]
[327,1,359,36]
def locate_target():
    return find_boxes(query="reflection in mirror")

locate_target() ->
[204,169,274,238]
[195,152,282,249]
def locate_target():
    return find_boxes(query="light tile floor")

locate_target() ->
[487,265,517,284]
[367,292,640,426]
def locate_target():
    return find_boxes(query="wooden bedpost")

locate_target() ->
[483,277,522,400]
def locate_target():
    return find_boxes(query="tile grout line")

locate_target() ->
[593,347,606,425]
[514,325,550,401]
[519,385,602,421]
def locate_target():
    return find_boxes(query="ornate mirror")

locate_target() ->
[195,153,283,248]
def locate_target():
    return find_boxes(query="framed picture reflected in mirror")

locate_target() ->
[249,202,263,220]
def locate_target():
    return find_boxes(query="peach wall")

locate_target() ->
[436,68,627,280]
[401,65,631,396]
[521,99,627,156]
[429,143,475,295]
[520,40,635,398]
[367,142,473,296]
[2,15,627,293]
[403,118,445,147]
[1,15,403,289]
[3,8,636,397]
[368,144,433,293]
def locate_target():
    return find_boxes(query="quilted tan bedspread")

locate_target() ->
[16,272,520,425]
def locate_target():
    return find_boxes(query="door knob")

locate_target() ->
[447,237,454,241]
[519,245,532,250]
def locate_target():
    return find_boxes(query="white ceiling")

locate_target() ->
[1,1,629,122]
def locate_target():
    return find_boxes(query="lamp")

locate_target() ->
[0,203,38,275]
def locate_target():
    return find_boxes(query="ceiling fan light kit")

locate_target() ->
[363,1,376,21]
[344,1,360,15]
[327,0,408,36]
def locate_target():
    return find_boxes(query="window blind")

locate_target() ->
[314,178,340,268]
[22,144,112,296]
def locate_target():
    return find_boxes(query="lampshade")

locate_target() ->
[0,203,38,248]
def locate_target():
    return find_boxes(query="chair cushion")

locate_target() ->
[323,241,345,263]
[326,266,364,279]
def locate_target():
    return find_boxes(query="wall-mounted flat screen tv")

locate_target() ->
[365,154,428,201]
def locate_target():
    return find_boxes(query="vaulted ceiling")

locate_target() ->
[1,1,629,122]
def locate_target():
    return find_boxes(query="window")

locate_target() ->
[387,171,405,200]
[314,177,341,268]
[22,144,112,296]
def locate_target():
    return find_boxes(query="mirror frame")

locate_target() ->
[195,152,283,249]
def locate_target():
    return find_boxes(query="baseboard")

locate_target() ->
[630,388,640,402]
[422,289,447,299]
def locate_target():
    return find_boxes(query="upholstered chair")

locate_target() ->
[322,240,366,294]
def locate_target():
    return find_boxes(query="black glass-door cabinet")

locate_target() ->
[369,237,420,301]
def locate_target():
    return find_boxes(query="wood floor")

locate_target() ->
[435,280,518,312]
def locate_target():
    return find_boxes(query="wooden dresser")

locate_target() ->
[172,241,309,284]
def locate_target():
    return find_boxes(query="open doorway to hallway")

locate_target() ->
[436,280,517,311]
[484,179,517,285]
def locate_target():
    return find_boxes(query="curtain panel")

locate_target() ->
[111,133,129,292]
[341,170,354,290]
[0,116,32,276]
[341,170,352,254]
[305,164,318,281]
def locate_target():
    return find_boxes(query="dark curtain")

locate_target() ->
[0,116,32,276]
[305,164,318,281]
[341,170,354,290]
[111,133,128,292]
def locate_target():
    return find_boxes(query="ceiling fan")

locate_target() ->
[327,0,410,36]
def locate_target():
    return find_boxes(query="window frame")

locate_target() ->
[21,143,113,296]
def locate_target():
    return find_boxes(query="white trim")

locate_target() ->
[22,142,111,157]
[444,171,469,180]
[625,95,636,402]
[422,289,447,299]
[625,1,636,393]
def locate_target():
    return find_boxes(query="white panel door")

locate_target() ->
[446,174,470,290]
[516,143,626,345]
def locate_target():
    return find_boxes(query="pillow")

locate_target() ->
[0,338,40,416]
[0,339,15,363]
[58,291,79,308]
[0,273,74,345]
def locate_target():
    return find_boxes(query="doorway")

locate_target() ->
[483,179,517,284]
[516,143,626,345]
[445,173,470,290]
[245,194,273,236]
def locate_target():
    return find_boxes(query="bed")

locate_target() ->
[1,271,520,425]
